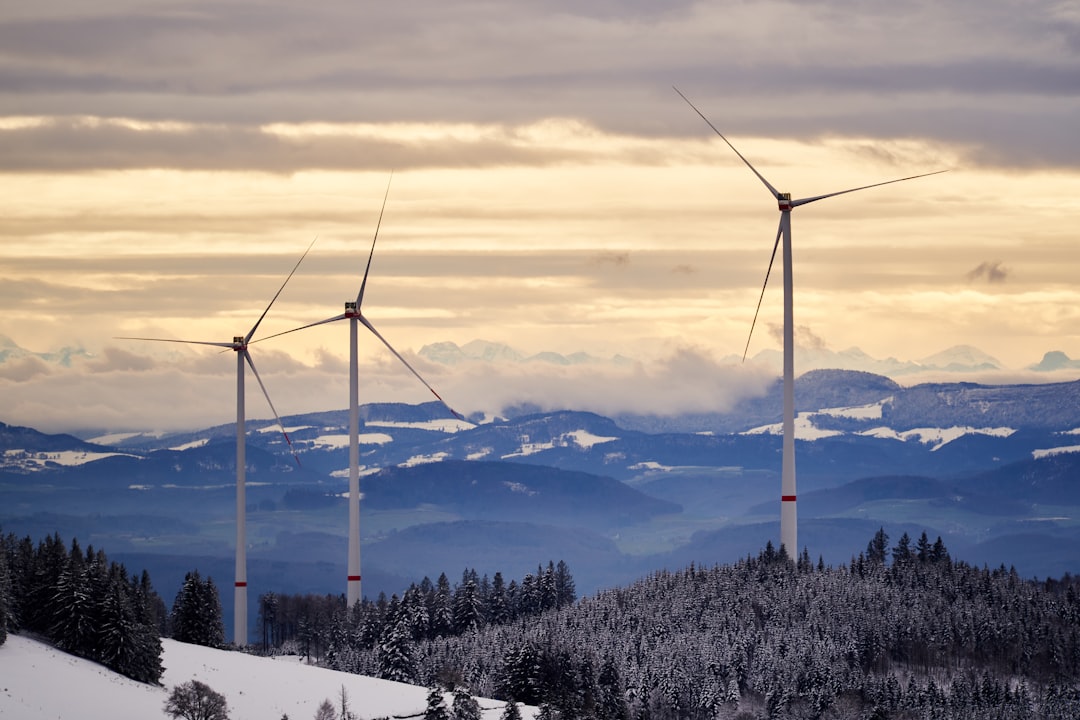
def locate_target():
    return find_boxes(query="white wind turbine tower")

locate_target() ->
[119,240,315,646]
[675,87,946,557]
[265,176,463,607]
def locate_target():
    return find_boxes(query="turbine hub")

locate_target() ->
[344,301,359,318]
[232,336,245,350]
[778,192,792,211]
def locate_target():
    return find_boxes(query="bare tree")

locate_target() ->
[164,680,229,720]
[314,699,337,720]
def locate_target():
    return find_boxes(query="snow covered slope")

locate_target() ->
[0,634,529,720]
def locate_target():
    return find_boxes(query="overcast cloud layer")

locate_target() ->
[2,0,1079,432]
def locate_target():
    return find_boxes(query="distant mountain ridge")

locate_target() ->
[3,367,1080,629]
[417,339,1079,378]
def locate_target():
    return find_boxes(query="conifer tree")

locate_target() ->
[500,700,522,720]
[0,539,9,646]
[424,687,450,720]
[451,686,482,720]
[170,570,225,648]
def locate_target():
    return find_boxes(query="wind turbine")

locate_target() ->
[119,240,315,645]
[264,175,463,607]
[674,87,946,557]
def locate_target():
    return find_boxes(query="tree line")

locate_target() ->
[254,561,576,671]
[0,531,165,683]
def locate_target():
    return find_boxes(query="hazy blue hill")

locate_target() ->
[883,379,1080,430]
[362,460,681,527]
[0,421,107,455]
[953,452,1080,505]
[756,474,1030,518]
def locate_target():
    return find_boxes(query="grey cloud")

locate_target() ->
[84,346,157,372]
[0,1,1077,170]
[0,121,585,174]
[767,323,828,351]
[0,355,53,382]
[591,251,630,267]
[967,260,1009,284]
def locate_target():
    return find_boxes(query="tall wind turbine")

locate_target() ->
[265,176,463,606]
[675,87,946,557]
[119,240,315,645]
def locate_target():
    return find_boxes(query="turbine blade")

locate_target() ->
[359,315,465,420]
[115,336,236,349]
[742,220,784,363]
[791,169,949,207]
[673,86,781,200]
[357,172,394,307]
[246,235,319,344]
[243,350,302,468]
[250,314,348,345]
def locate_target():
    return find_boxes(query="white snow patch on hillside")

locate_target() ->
[368,418,475,432]
[565,429,618,448]
[818,398,891,420]
[630,460,673,472]
[858,426,1015,450]
[169,438,208,451]
[2,448,140,468]
[0,634,530,720]
[256,424,311,434]
[400,451,449,467]
[502,440,554,458]
[742,414,843,440]
[311,433,393,449]
[1063,428,1080,436]
[503,481,539,496]
[467,447,494,460]
[1032,444,1080,459]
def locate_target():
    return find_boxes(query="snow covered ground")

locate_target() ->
[0,634,530,720]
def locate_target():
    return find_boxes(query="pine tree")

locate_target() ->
[452,572,483,633]
[424,687,450,720]
[432,574,453,637]
[377,611,418,683]
[170,570,225,648]
[500,700,522,720]
[49,539,95,656]
[554,561,576,609]
[451,686,482,720]
[0,537,11,646]
[489,572,510,626]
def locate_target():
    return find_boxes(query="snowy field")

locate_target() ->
[0,634,530,720]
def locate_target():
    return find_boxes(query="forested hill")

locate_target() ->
[327,532,1080,719]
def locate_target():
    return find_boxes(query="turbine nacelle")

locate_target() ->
[232,336,245,350]
[778,193,792,211]
[344,301,360,318]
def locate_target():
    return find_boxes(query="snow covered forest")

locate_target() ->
[0,532,165,683]
[264,533,1080,719]
[3,528,1080,718]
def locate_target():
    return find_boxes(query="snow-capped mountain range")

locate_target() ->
[3,368,1080,638]
[4,333,1079,376]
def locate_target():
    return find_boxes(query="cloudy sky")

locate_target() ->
[2,0,1079,432]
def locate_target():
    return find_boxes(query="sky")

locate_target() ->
[2,0,1080,433]
[0,633,530,720]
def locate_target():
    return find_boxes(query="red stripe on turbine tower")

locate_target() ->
[782,495,797,501]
